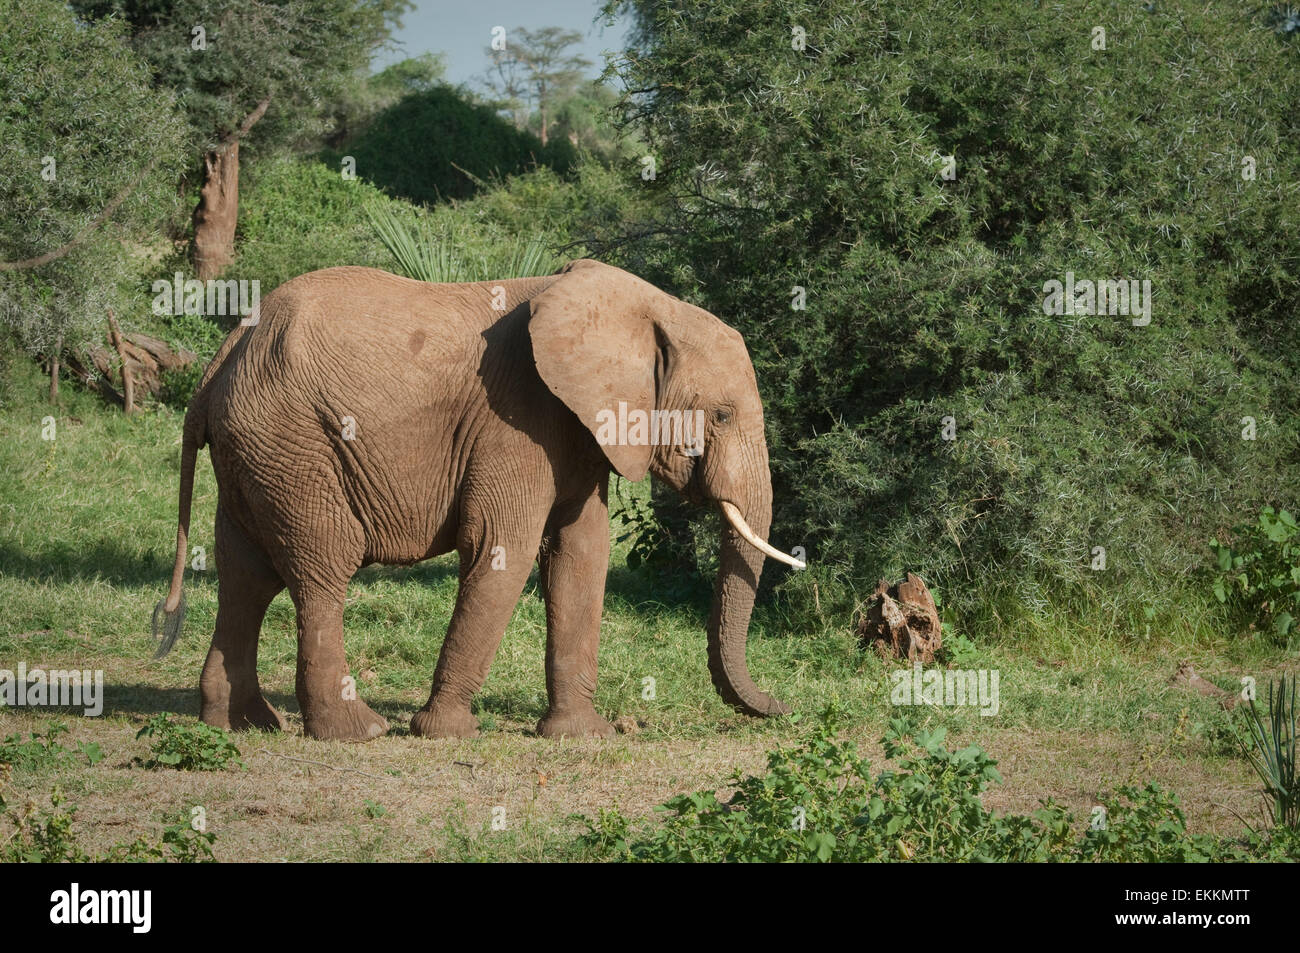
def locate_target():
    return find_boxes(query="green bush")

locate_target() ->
[135,714,243,772]
[602,0,1300,637]
[1,723,101,771]
[228,156,401,295]
[228,153,644,301]
[321,84,576,206]
[580,706,1258,862]
[1211,507,1300,643]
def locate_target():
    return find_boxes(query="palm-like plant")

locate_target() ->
[1239,674,1299,828]
[366,203,557,283]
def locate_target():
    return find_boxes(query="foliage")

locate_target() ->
[67,0,412,158]
[1074,784,1239,863]
[158,362,208,411]
[1211,507,1300,643]
[1236,674,1299,828]
[481,26,591,148]
[581,705,1257,862]
[0,0,186,361]
[324,54,446,147]
[600,0,1300,637]
[322,83,577,205]
[135,714,244,771]
[0,723,101,771]
[612,480,698,573]
[366,202,559,282]
[0,769,215,862]
[227,155,400,293]
[228,155,641,296]
[549,80,625,157]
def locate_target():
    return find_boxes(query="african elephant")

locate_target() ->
[153,259,803,741]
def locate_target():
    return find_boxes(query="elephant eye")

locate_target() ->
[713,410,732,425]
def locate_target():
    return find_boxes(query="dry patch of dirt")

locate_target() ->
[3,709,1263,860]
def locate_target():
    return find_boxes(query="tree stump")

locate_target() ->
[856,572,942,663]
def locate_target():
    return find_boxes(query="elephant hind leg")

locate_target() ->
[200,507,289,732]
[290,578,390,742]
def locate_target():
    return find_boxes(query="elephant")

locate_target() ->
[153,259,804,741]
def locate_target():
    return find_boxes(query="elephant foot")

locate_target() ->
[410,702,480,739]
[200,684,287,733]
[229,694,288,732]
[302,700,389,742]
[536,707,615,740]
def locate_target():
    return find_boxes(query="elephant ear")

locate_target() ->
[529,259,658,481]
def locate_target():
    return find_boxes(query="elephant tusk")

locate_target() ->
[719,501,806,569]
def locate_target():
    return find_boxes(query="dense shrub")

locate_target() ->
[601,0,1300,636]
[228,155,645,301]
[580,706,1287,862]
[1211,507,1300,643]
[321,84,577,205]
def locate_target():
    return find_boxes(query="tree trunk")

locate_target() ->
[191,142,241,280]
[48,336,61,403]
[190,97,270,281]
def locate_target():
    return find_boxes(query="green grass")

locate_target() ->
[1,343,1296,860]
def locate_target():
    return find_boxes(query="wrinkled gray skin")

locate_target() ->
[156,259,797,740]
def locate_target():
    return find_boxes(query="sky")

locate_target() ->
[374,0,635,89]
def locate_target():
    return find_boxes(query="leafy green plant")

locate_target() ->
[0,768,216,863]
[0,777,88,862]
[1076,784,1240,863]
[366,202,557,283]
[363,799,388,819]
[0,722,71,771]
[1210,507,1300,643]
[580,705,1255,862]
[100,820,216,863]
[135,714,243,772]
[612,487,688,571]
[158,362,206,411]
[1237,674,1298,829]
[0,722,99,770]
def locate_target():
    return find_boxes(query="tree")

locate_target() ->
[321,84,577,205]
[484,26,591,147]
[599,0,1300,633]
[550,79,621,153]
[324,53,446,148]
[0,0,186,399]
[68,0,412,278]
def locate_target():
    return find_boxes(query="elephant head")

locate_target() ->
[529,259,803,717]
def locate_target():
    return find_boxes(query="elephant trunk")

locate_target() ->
[706,480,792,717]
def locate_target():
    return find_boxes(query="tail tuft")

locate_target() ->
[151,593,187,660]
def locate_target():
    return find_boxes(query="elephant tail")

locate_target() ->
[152,405,206,660]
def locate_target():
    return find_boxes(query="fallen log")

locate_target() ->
[62,328,197,409]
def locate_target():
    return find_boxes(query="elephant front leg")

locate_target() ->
[410,526,540,739]
[536,484,615,740]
